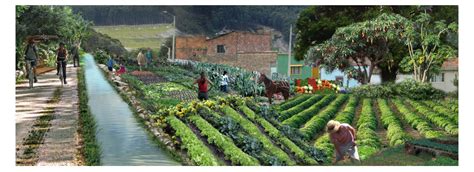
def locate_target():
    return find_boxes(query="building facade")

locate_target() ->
[275,54,316,80]
[175,31,277,75]
[430,58,458,92]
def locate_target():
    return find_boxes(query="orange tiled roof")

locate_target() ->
[442,58,458,69]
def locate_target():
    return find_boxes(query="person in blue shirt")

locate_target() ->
[107,56,115,72]
[145,48,153,67]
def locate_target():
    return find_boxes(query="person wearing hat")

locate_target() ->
[326,120,360,164]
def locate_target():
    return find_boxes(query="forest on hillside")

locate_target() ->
[72,6,305,41]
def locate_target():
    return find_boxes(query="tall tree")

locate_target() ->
[305,13,413,84]
[401,11,458,82]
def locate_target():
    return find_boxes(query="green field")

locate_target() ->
[93,24,173,50]
[116,61,458,166]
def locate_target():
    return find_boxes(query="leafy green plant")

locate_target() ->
[392,99,445,138]
[299,95,348,139]
[188,115,260,165]
[276,94,312,112]
[377,99,411,146]
[282,95,336,128]
[406,99,458,135]
[221,105,296,165]
[350,79,445,100]
[423,101,458,123]
[356,99,381,159]
[238,105,318,165]
[278,95,324,121]
[165,115,220,166]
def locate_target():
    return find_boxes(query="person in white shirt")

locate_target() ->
[220,71,229,93]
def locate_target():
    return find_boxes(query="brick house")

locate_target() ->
[175,31,278,75]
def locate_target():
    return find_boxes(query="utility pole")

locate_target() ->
[288,25,292,79]
[172,15,176,60]
[163,11,176,60]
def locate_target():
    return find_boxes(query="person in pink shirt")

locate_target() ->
[326,120,360,164]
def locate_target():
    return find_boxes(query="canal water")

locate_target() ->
[83,54,180,166]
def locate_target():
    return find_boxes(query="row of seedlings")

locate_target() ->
[276,94,312,112]
[299,95,349,140]
[405,99,458,135]
[278,95,325,121]
[391,99,445,139]
[422,100,458,124]
[377,99,411,146]
[282,95,337,128]
[355,99,382,160]
[238,104,318,165]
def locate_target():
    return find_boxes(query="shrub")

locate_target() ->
[351,79,445,100]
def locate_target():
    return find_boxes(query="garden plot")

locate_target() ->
[130,71,167,84]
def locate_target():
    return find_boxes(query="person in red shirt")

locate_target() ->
[326,120,360,164]
[193,72,213,101]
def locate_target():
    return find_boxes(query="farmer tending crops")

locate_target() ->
[136,50,146,71]
[193,72,213,101]
[326,120,360,164]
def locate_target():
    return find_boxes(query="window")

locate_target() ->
[431,73,445,82]
[290,66,302,75]
[217,45,225,53]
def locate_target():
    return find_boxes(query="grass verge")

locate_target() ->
[77,58,101,165]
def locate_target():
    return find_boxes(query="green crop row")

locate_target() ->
[165,115,220,166]
[282,95,336,128]
[238,105,318,165]
[277,95,312,112]
[440,99,458,113]
[391,99,445,139]
[406,100,458,135]
[299,95,349,140]
[314,96,359,159]
[377,99,411,146]
[278,95,324,121]
[221,105,296,165]
[423,101,458,123]
[187,115,260,166]
[356,99,381,160]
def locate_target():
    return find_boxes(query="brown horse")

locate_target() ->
[258,74,290,104]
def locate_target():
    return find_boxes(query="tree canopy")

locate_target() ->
[305,13,413,84]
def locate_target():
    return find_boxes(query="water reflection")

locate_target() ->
[84,54,180,166]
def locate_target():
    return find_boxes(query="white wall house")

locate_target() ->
[320,58,458,93]
[430,58,458,92]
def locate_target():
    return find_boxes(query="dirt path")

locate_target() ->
[372,99,389,148]
[16,64,80,166]
[387,99,423,139]
[351,100,363,128]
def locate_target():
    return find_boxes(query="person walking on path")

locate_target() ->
[326,120,360,164]
[220,71,229,93]
[71,43,80,67]
[56,42,68,84]
[145,48,153,66]
[137,50,146,71]
[24,39,39,83]
[193,72,213,101]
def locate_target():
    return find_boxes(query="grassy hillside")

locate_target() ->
[93,24,173,50]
